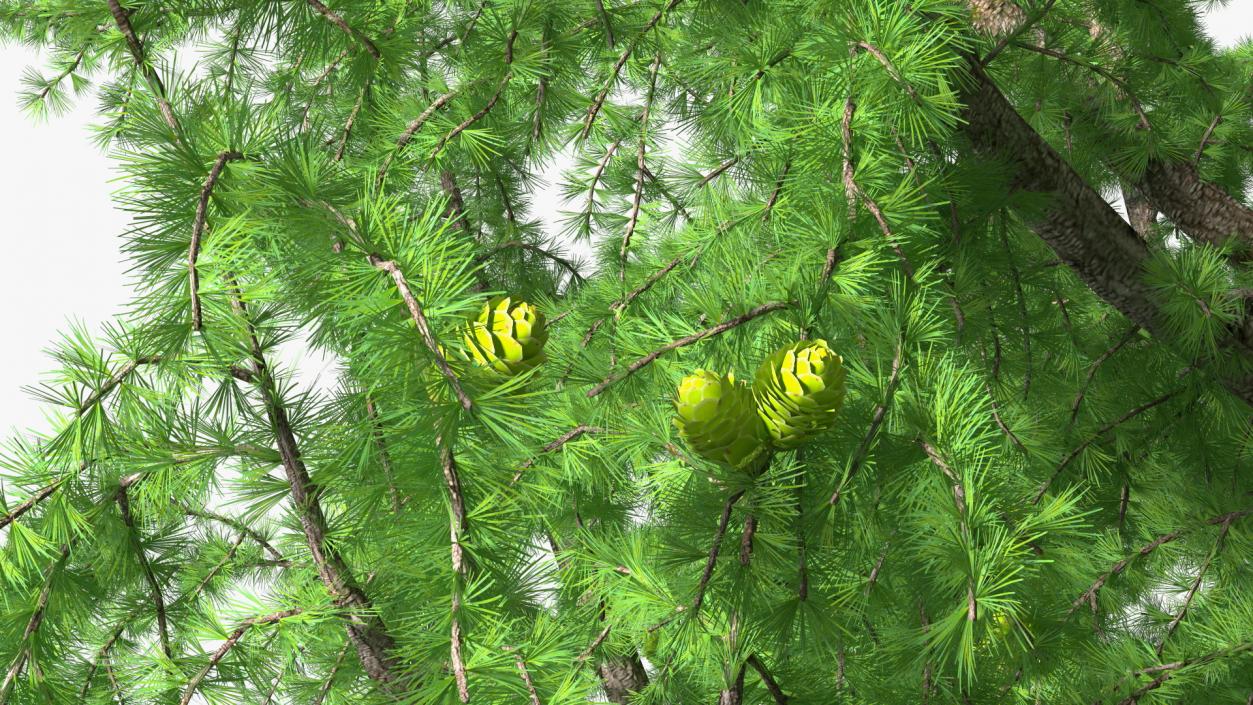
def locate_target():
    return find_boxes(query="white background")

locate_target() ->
[0,5,1248,436]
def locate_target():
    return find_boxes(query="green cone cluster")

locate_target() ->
[461,296,548,376]
[753,340,846,448]
[674,370,770,472]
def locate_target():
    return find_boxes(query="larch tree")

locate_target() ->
[0,0,1250,703]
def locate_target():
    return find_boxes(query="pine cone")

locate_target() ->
[674,370,771,472]
[753,340,846,448]
[461,296,548,376]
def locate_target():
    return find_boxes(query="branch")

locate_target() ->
[305,0,381,59]
[502,646,543,705]
[513,425,605,483]
[1138,158,1253,255]
[692,490,746,617]
[1010,41,1151,130]
[1069,324,1140,428]
[854,42,921,105]
[190,151,244,330]
[1033,389,1178,504]
[183,505,289,565]
[697,156,739,189]
[430,30,518,162]
[311,641,351,705]
[376,89,457,187]
[620,52,662,281]
[594,0,615,47]
[0,480,63,532]
[116,486,171,659]
[368,255,473,411]
[474,240,585,284]
[585,301,790,398]
[333,82,368,161]
[106,0,179,133]
[365,398,402,513]
[180,609,303,705]
[746,654,788,704]
[830,340,904,504]
[1115,641,1253,705]
[579,0,684,141]
[0,546,69,704]
[1157,514,1237,655]
[840,98,915,277]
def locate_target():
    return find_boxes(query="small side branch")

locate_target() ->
[746,654,788,704]
[369,255,473,411]
[1034,390,1178,503]
[190,151,244,330]
[305,0,381,59]
[586,302,789,398]
[179,609,302,705]
[692,490,746,617]
[840,98,914,277]
[106,0,179,133]
[116,486,172,659]
[474,240,585,284]
[621,52,662,281]
[1157,515,1237,655]
[1069,324,1140,427]
[513,425,605,483]
[830,340,904,504]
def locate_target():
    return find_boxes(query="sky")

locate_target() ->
[0,4,1248,438]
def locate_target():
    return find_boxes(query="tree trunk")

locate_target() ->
[1137,159,1253,255]
[958,60,1253,405]
[597,655,648,704]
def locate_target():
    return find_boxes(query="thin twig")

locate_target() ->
[190,151,244,330]
[116,486,171,659]
[692,490,746,616]
[586,302,790,397]
[746,654,789,704]
[305,0,381,59]
[513,425,605,483]
[621,51,662,281]
[106,0,178,133]
[179,609,303,705]
[1069,324,1140,428]
[830,340,904,504]
[1157,515,1236,655]
[368,255,473,411]
[474,241,585,283]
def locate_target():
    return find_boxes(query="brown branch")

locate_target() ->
[579,0,684,141]
[312,641,351,705]
[430,30,518,162]
[1011,41,1151,130]
[1193,114,1222,165]
[854,42,921,105]
[697,156,739,189]
[1116,641,1253,705]
[106,0,178,133]
[0,480,63,532]
[513,425,606,483]
[299,49,351,131]
[692,490,746,617]
[1157,515,1236,655]
[586,302,790,397]
[179,608,303,705]
[621,52,662,281]
[365,398,402,513]
[376,89,457,186]
[746,654,788,704]
[228,284,398,683]
[183,505,289,566]
[763,160,791,219]
[368,255,473,411]
[305,0,381,59]
[578,624,612,662]
[1034,390,1178,504]
[594,0,615,47]
[502,646,543,705]
[79,355,161,415]
[0,546,69,704]
[116,486,171,659]
[1138,158,1253,255]
[474,240,585,283]
[190,151,244,330]
[840,98,915,277]
[738,514,757,566]
[999,217,1032,398]
[830,340,904,504]
[1069,324,1140,428]
[439,435,471,703]
[334,83,368,162]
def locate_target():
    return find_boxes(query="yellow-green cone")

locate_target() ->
[674,370,770,472]
[752,340,846,448]
[461,296,548,376]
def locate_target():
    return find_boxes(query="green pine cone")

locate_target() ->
[461,296,548,376]
[753,339,846,448]
[674,370,771,472]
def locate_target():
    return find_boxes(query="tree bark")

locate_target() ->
[1137,159,1253,255]
[958,60,1253,405]
[597,655,648,704]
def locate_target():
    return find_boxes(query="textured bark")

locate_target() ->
[1120,181,1156,240]
[959,61,1253,405]
[1138,159,1253,254]
[597,655,649,704]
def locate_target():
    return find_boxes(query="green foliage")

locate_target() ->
[0,0,1250,703]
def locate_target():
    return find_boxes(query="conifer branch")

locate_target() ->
[579,0,684,141]
[1193,114,1222,165]
[1069,324,1140,428]
[691,489,746,617]
[376,89,458,187]
[1009,41,1151,130]
[854,42,921,105]
[299,49,351,131]
[182,505,289,566]
[594,0,615,48]
[474,241,585,283]
[368,255,474,411]
[746,654,788,704]
[106,0,179,133]
[304,0,381,59]
[115,485,172,659]
[1114,640,1253,705]
[586,301,790,397]
[1034,389,1178,504]
[697,156,739,189]
[429,30,518,163]
[228,283,399,683]
[502,646,543,705]
[312,641,351,705]
[831,339,904,505]
[190,151,244,331]
[179,608,303,705]
[334,82,368,161]
[0,480,63,531]
[0,545,69,705]
[365,398,402,513]
[1157,513,1236,655]
[513,425,605,483]
[578,623,612,662]
[998,217,1032,398]
[840,98,915,278]
[621,52,662,281]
